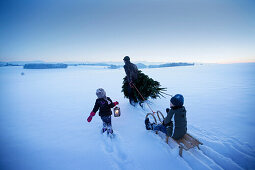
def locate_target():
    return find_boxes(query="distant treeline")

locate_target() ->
[69,63,110,66]
[107,62,194,69]
[1,62,195,69]
[148,63,194,68]
[0,63,21,67]
[24,63,68,69]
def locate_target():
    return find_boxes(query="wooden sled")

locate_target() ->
[146,112,203,157]
[166,133,203,157]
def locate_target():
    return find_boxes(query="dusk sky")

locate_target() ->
[0,0,255,63]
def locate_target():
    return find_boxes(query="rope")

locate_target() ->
[131,82,155,114]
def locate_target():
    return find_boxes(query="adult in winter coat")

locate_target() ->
[145,94,187,140]
[123,56,138,105]
[87,88,119,134]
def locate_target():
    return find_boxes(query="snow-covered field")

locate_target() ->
[0,63,255,170]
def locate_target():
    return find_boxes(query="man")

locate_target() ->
[123,56,138,105]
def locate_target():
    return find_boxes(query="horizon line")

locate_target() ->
[1,60,255,65]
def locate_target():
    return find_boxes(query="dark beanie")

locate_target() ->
[123,56,130,61]
[170,94,184,107]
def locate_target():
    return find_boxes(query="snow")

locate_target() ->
[0,64,255,170]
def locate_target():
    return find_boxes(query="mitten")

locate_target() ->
[87,112,96,122]
[113,101,119,106]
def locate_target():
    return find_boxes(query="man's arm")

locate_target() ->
[124,65,131,82]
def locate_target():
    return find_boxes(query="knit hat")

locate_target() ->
[96,88,106,99]
[123,56,130,61]
[170,94,184,107]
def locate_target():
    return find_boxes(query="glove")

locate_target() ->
[166,108,170,113]
[113,101,119,106]
[87,112,96,122]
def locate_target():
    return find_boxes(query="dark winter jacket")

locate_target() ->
[163,106,187,140]
[124,61,138,83]
[92,97,115,117]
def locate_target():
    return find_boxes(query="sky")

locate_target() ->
[0,0,255,63]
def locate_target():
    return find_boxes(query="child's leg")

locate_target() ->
[106,116,112,127]
[145,118,167,134]
[106,116,113,134]
[101,116,113,134]
[101,116,108,133]
[153,124,167,134]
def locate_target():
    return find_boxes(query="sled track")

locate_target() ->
[100,132,135,170]
[190,126,255,169]
[155,129,255,170]
[134,107,254,170]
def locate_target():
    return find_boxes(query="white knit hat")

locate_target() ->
[96,88,106,99]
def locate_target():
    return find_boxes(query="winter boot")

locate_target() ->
[107,127,113,134]
[145,118,153,130]
[139,101,144,108]
[101,127,107,133]
[130,99,136,106]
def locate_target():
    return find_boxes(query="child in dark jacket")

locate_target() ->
[145,94,187,140]
[87,88,119,134]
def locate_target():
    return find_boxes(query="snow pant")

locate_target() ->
[101,116,112,128]
[153,124,187,140]
[127,84,135,103]
[153,124,167,134]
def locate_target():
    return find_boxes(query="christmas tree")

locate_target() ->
[122,70,167,103]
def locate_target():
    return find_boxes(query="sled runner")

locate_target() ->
[145,112,203,157]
